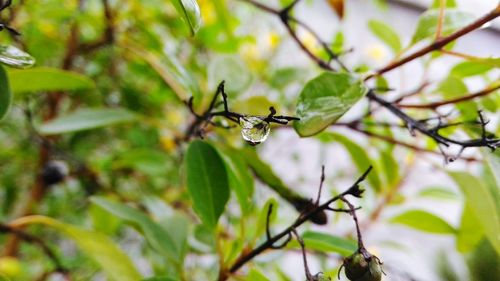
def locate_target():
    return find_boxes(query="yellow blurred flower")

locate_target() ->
[160,136,177,152]
[365,43,388,63]
[266,31,280,50]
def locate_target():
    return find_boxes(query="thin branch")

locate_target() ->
[435,0,446,40]
[365,4,500,80]
[0,223,69,277]
[399,84,500,109]
[225,166,372,278]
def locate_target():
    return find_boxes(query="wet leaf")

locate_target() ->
[0,45,35,69]
[171,0,202,36]
[294,72,367,137]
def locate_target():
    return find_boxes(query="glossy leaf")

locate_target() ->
[296,231,357,256]
[171,0,202,36]
[11,216,142,281]
[0,65,11,120]
[90,197,181,262]
[318,132,381,191]
[449,171,500,254]
[295,72,367,136]
[39,108,138,135]
[185,140,229,229]
[368,19,402,53]
[411,9,475,44]
[390,210,455,234]
[7,67,95,94]
[0,45,35,69]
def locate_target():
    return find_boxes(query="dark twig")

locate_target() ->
[184,81,298,141]
[265,203,293,249]
[0,223,69,276]
[225,166,372,278]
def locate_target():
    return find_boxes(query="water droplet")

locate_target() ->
[239,116,270,145]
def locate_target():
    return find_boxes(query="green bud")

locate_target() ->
[343,251,383,281]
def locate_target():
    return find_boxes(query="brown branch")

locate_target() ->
[435,0,446,40]
[365,4,500,80]
[399,84,500,109]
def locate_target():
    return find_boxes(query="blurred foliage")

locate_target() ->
[0,0,499,281]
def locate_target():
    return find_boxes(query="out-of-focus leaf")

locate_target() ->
[380,148,399,187]
[431,0,457,8]
[327,0,344,19]
[411,9,475,44]
[450,59,500,77]
[113,148,169,176]
[290,231,357,256]
[185,140,229,229]
[232,96,278,116]
[438,76,476,119]
[269,67,306,90]
[10,216,142,281]
[418,187,459,200]
[7,67,95,94]
[208,55,252,94]
[170,0,202,36]
[467,239,500,281]
[331,31,344,53]
[0,45,35,69]
[390,210,455,234]
[215,145,254,215]
[39,108,138,135]
[246,269,271,281]
[317,132,381,192]
[90,197,181,263]
[294,72,367,137]
[368,20,402,53]
[456,204,483,252]
[449,171,500,254]
[0,65,11,120]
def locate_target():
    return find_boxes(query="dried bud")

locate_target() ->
[292,198,328,225]
[343,251,382,281]
[41,160,69,186]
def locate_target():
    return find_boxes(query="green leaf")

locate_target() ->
[456,204,483,252]
[269,67,306,89]
[0,65,12,120]
[255,198,278,238]
[113,148,170,176]
[215,145,254,214]
[295,231,357,256]
[38,108,138,135]
[411,9,475,44]
[438,76,476,119]
[449,171,500,254]
[450,59,500,77]
[185,140,229,229]
[431,0,456,8]
[390,210,455,234]
[7,67,95,94]
[232,96,278,116]
[90,197,181,263]
[0,45,35,69]
[294,72,367,137]
[418,187,459,200]
[318,132,381,192]
[208,55,252,94]
[368,19,402,53]
[170,0,202,36]
[13,216,142,281]
[246,269,271,281]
